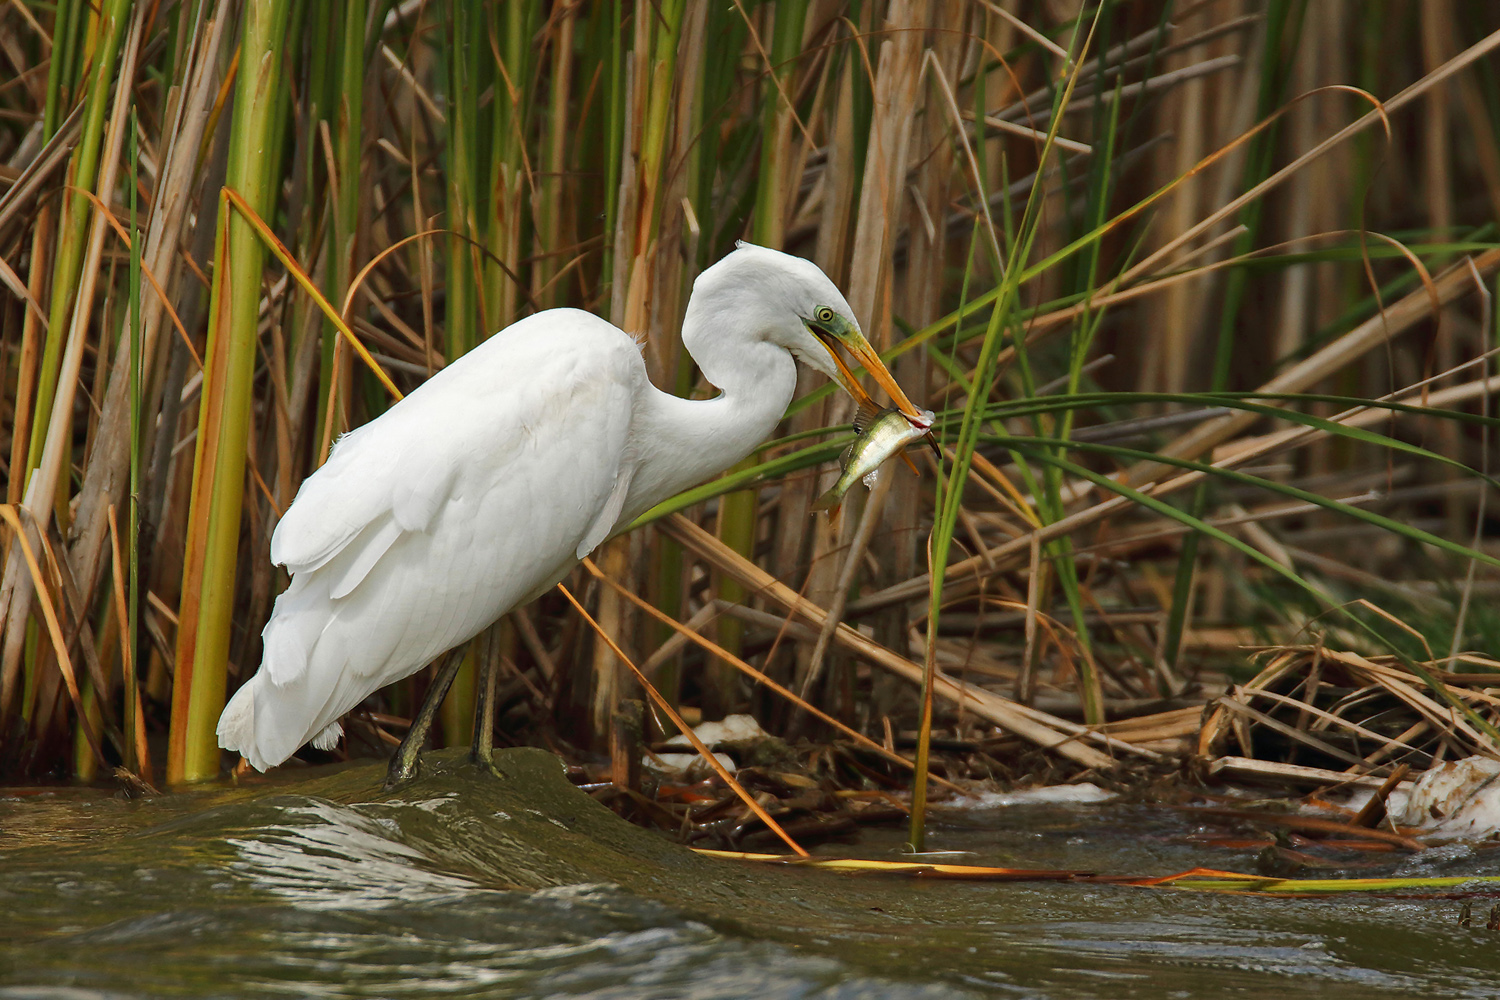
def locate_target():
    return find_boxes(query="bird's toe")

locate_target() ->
[384,752,421,790]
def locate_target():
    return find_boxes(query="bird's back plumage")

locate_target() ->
[219,310,644,770]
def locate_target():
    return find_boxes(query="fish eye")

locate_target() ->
[815,306,835,323]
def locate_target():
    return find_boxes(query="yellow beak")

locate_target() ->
[814,330,928,428]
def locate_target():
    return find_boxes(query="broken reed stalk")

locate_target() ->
[557,582,809,858]
[582,556,969,796]
[660,515,1117,769]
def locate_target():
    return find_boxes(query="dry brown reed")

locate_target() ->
[1,2,1498,808]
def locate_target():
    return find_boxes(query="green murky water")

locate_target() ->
[2,748,1497,998]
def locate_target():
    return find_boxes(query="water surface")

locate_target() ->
[3,748,1496,998]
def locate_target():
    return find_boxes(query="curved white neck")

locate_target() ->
[622,334,797,524]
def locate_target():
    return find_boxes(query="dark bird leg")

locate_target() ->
[469,629,503,778]
[385,646,466,789]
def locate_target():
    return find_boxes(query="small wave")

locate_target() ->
[227,797,482,911]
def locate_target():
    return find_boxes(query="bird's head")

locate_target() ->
[688,243,929,427]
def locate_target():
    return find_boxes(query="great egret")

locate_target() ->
[217,243,927,784]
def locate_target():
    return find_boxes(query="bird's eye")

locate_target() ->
[815,306,835,323]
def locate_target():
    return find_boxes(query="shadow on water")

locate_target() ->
[3,747,1499,998]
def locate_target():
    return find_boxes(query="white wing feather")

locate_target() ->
[220,309,644,770]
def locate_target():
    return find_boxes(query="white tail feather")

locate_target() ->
[217,683,268,771]
[218,644,355,771]
[310,720,343,751]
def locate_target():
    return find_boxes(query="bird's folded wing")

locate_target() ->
[269,419,465,577]
[326,517,403,601]
[267,319,643,598]
[575,462,635,559]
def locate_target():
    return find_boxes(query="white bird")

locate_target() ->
[216,243,927,784]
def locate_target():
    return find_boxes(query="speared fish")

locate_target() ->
[811,403,936,528]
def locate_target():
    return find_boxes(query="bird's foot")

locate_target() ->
[468,744,507,781]
[384,749,422,790]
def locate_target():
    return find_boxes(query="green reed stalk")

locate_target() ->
[641,0,684,226]
[168,0,293,784]
[650,2,718,710]
[295,0,334,435]
[41,0,81,139]
[326,0,366,399]
[436,0,488,743]
[596,0,686,732]
[445,0,481,360]
[483,0,531,328]
[690,7,746,264]
[534,6,575,309]
[716,1,804,680]
[752,0,804,249]
[599,0,625,295]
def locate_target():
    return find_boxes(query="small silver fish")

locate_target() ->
[811,403,935,527]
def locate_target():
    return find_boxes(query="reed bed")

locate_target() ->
[1,1,1497,846]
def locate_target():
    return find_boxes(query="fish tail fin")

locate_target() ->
[810,489,843,529]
